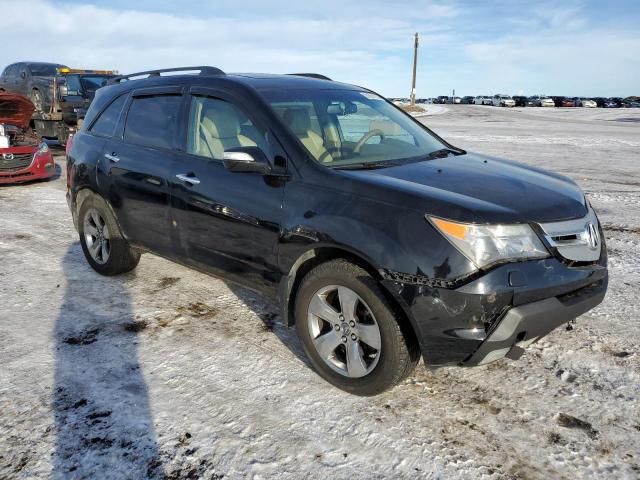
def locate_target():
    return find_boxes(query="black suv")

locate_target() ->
[66,67,608,395]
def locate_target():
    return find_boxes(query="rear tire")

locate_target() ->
[295,259,419,396]
[78,194,140,276]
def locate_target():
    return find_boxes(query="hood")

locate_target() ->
[342,153,588,224]
[0,93,35,130]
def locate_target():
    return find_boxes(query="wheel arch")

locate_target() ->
[73,187,127,243]
[279,246,420,351]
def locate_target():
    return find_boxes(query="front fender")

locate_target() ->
[278,181,476,285]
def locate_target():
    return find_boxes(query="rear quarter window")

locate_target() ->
[89,94,128,137]
[124,95,182,150]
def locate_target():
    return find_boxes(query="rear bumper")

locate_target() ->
[382,257,608,366]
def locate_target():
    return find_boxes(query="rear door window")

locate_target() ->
[124,95,182,150]
[89,94,128,137]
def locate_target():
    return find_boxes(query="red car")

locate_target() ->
[0,93,55,184]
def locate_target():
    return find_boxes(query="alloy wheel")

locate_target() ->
[83,208,111,264]
[307,285,382,378]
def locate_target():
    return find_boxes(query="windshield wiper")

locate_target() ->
[331,161,398,170]
[425,148,464,159]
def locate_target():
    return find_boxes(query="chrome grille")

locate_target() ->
[538,207,602,263]
[0,153,33,172]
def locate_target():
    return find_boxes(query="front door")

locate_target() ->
[171,89,287,294]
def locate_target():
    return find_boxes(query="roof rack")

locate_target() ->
[107,66,225,85]
[288,73,332,81]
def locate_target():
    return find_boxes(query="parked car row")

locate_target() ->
[394,95,639,108]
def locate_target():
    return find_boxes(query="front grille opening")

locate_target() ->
[0,153,33,172]
[552,234,579,242]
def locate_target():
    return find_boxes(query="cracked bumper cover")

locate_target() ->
[381,257,608,366]
[465,279,606,365]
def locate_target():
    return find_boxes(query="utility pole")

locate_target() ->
[410,32,419,106]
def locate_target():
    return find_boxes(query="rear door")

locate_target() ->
[170,87,287,294]
[98,86,184,256]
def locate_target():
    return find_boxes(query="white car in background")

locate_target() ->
[530,95,555,107]
[574,97,597,108]
[492,94,516,107]
[474,95,492,105]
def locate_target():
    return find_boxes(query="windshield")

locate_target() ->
[261,89,449,167]
[80,75,111,93]
[65,75,112,95]
[29,64,63,76]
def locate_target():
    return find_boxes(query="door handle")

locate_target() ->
[104,153,120,163]
[176,173,201,185]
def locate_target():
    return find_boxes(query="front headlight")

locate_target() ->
[36,142,49,155]
[428,216,549,268]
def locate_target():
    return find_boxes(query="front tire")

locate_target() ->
[78,195,140,276]
[295,259,419,395]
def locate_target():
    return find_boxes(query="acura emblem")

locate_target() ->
[2,153,14,160]
[586,222,600,250]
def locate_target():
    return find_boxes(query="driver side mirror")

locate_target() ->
[222,146,272,174]
[20,72,26,79]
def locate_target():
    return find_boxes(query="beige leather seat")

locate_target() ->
[283,108,332,163]
[194,100,256,159]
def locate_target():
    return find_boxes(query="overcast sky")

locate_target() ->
[3,0,639,97]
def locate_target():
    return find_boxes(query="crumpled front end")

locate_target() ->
[381,212,608,367]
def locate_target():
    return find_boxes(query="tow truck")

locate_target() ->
[30,67,117,145]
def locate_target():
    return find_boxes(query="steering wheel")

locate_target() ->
[353,129,385,154]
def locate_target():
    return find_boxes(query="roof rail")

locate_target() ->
[107,66,225,85]
[287,73,332,81]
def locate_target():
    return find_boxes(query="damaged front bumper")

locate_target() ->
[465,279,606,365]
[0,149,56,184]
[381,257,608,366]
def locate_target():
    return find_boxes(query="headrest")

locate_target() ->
[283,108,311,136]
[201,101,241,139]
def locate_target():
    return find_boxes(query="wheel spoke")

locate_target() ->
[346,341,368,377]
[312,330,342,360]
[357,323,381,350]
[101,241,109,262]
[90,211,101,229]
[88,240,100,260]
[84,223,98,237]
[308,294,340,324]
[338,286,358,322]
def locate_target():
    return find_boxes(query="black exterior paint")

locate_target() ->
[66,72,608,366]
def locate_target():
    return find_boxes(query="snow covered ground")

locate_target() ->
[1,105,639,479]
